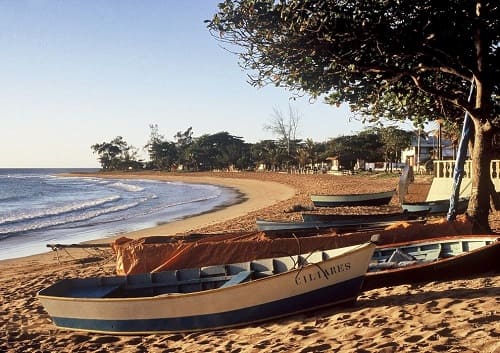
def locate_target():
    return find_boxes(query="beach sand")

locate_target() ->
[1,172,498,353]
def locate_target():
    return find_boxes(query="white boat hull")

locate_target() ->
[38,242,375,334]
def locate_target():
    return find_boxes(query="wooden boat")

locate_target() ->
[101,216,476,275]
[38,241,376,334]
[311,190,395,207]
[362,235,499,291]
[301,210,428,223]
[255,218,425,235]
[402,197,469,214]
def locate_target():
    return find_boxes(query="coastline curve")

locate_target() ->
[74,172,296,242]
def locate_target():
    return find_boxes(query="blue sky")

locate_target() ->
[1,0,367,168]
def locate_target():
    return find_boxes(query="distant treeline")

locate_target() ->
[91,125,414,172]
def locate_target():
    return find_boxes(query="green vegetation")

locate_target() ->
[91,136,143,171]
[91,125,411,173]
[206,0,499,230]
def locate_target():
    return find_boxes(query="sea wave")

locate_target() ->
[157,192,221,209]
[0,172,237,259]
[0,195,121,226]
[0,199,145,239]
[0,194,26,203]
[108,182,145,192]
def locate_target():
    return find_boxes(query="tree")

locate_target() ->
[189,132,249,171]
[208,0,500,231]
[367,126,413,172]
[356,130,386,164]
[174,127,194,170]
[251,139,283,171]
[91,136,142,171]
[151,141,177,171]
[435,120,464,158]
[264,105,301,168]
[297,138,324,171]
[174,127,194,147]
[326,133,383,170]
[145,124,178,170]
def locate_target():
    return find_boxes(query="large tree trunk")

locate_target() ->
[467,120,494,233]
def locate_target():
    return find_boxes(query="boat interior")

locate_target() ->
[39,246,361,299]
[369,237,496,271]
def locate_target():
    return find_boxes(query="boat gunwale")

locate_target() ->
[310,189,395,200]
[401,197,469,207]
[301,210,428,221]
[37,242,374,303]
[366,236,499,275]
[373,235,499,250]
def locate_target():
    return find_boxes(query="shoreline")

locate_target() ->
[71,171,296,241]
[1,171,498,353]
[0,172,296,264]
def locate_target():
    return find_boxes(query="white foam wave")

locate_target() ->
[159,193,221,209]
[0,200,143,237]
[0,195,121,225]
[108,182,145,192]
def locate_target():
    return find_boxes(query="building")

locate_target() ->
[401,134,454,173]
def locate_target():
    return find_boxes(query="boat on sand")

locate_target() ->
[401,198,469,215]
[363,235,500,291]
[311,190,395,207]
[256,218,425,235]
[301,210,428,223]
[38,241,376,334]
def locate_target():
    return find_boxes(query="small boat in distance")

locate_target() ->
[311,190,395,207]
[402,198,469,215]
[38,241,376,334]
[362,235,499,291]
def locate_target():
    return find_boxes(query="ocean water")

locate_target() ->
[0,169,238,260]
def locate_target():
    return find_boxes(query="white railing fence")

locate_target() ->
[433,160,500,180]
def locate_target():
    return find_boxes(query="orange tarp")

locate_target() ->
[112,216,474,275]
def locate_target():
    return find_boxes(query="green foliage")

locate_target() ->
[208,0,499,128]
[187,132,250,171]
[91,136,143,171]
[325,132,383,169]
[145,124,178,170]
[91,127,418,173]
[251,139,285,170]
[208,0,499,228]
[149,141,177,171]
[174,127,195,169]
[365,126,413,164]
[174,127,194,147]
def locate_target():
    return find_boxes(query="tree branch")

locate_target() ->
[409,74,476,116]
[416,65,471,81]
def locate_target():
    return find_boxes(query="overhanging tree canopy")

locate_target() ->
[208,0,499,231]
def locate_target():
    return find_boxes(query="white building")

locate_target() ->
[401,135,454,173]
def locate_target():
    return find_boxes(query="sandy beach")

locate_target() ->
[1,171,498,353]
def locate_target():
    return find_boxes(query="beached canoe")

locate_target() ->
[301,210,428,223]
[108,216,474,275]
[362,235,499,291]
[311,190,395,207]
[401,198,469,214]
[255,218,425,235]
[38,241,376,334]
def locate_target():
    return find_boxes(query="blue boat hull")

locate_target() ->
[402,198,468,214]
[49,277,364,333]
[311,190,395,207]
[39,242,376,334]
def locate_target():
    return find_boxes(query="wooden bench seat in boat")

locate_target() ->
[220,271,253,288]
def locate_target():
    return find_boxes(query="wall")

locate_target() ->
[426,160,500,201]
